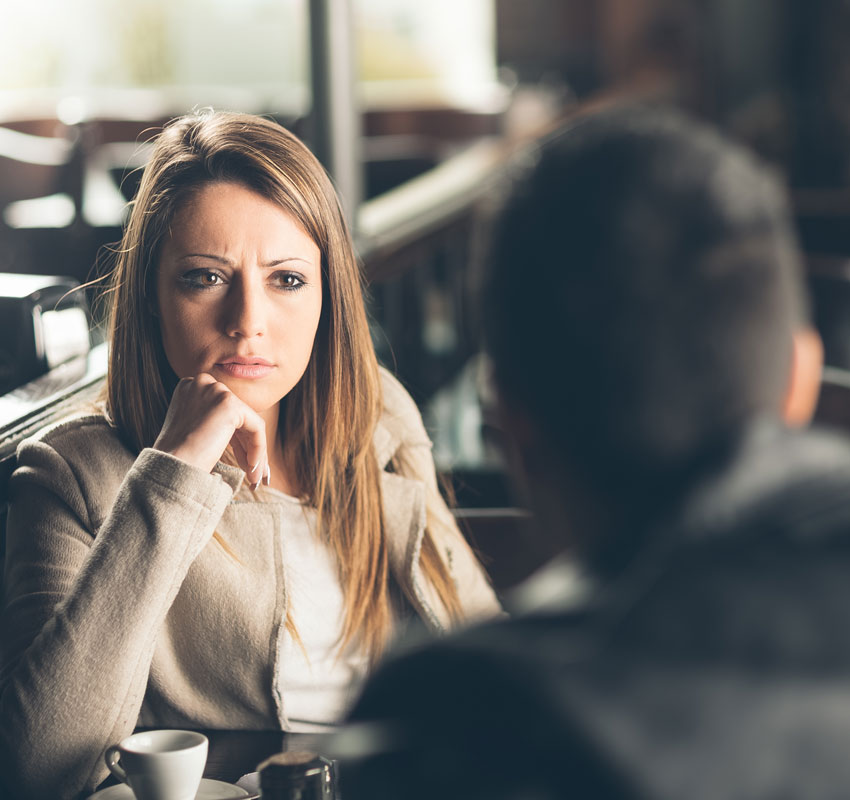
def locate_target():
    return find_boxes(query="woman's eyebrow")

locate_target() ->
[178,253,232,264]
[177,254,315,267]
[261,257,315,268]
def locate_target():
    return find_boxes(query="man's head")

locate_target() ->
[483,106,821,565]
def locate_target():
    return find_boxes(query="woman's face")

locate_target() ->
[156,181,323,417]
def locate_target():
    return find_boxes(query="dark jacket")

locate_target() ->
[340,422,850,799]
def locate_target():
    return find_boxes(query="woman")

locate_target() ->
[0,110,500,798]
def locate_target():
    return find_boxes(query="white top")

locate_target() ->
[275,494,369,732]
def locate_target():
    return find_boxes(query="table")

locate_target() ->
[90,729,332,797]
[202,730,339,798]
[203,729,333,784]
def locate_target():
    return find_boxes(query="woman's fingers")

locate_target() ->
[230,415,268,490]
[153,374,269,485]
[228,438,252,484]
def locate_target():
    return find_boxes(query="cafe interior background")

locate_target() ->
[2,0,850,590]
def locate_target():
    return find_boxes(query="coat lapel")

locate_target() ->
[374,416,448,632]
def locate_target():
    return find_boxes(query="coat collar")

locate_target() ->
[372,413,399,471]
[211,409,403,498]
[215,412,446,631]
[666,420,850,546]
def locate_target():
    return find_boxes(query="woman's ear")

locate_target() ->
[783,326,824,427]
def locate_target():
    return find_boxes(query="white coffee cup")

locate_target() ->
[104,729,208,800]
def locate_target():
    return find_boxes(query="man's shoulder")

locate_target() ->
[352,611,589,718]
[342,611,639,799]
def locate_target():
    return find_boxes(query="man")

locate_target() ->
[336,106,850,799]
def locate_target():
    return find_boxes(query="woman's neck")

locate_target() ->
[267,446,299,496]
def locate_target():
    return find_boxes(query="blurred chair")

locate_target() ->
[452,507,544,595]
[0,273,91,396]
[79,117,162,226]
[0,123,82,229]
[795,189,850,257]
[82,138,152,227]
[806,255,850,371]
[814,365,850,434]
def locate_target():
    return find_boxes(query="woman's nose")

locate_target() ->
[224,281,265,339]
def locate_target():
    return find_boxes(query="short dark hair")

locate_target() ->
[483,106,808,519]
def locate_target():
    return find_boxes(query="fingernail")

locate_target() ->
[250,480,260,492]
[263,463,271,486]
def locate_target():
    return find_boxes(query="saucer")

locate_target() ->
[87,777,258,799]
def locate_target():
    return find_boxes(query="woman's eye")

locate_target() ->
[272,272,305,291]
[181,270,224,289]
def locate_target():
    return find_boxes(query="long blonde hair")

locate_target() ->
[104,110,460,659]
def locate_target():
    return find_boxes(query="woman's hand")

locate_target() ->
[152,373,269,489]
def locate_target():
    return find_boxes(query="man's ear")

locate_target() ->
[783,326,824,427]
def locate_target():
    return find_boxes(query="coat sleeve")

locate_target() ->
[0,434,234,799]
[380,370,503,624]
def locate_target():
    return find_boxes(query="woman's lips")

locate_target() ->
[215,358,275,379]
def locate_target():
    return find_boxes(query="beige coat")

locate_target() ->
[0,369,500,799]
